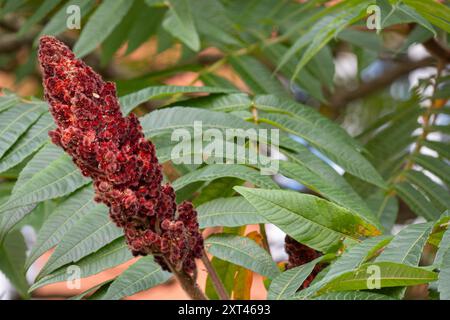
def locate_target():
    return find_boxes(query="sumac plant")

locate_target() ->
[0,0,449,301]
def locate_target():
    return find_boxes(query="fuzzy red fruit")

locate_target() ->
[38,35,203,274]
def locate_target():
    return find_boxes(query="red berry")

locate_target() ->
[38,36,204,275]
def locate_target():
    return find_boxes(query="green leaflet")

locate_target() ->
[314,291,396,300]
[0,144,90,214]
[376,222,433,266]
[140,106,255,137]
[162,0,200,51]
[205,233,280,279]
[119,86,236,115]
[73,0,134,58]
[296,236,392,299]
[0,230,29,298]
[0,102,46,159]
[437,228,450,299]
[235,187,381,252]
[25,185,96,270]
[37,205,122,278]
[316,262,437,294]
[229,56,287,96]
[366,191,398,232]
[254,95,386,189]
[279,158,378,227]
[173,164,279,191]
[268,256,324,300]
[101,256,171,300]
[0,112,54,174]
[37,0,96,43]
[30,238,132,292]
[196,197,266,228]
[395,182,441,221]
[17,0,60,37]
[414,154,450,186]
[0,92,20,113]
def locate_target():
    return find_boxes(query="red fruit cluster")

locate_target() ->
[38,36,203,274]
[284,235,323,289]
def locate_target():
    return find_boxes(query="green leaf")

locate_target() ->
[126,7,165,54]
[30,238,132,292]
[197,197,266,228]
[191,0,240,47]
[100,256,171,300]
[267,256,323,300]
[264,44,326,102]
[438,246,450,300]
[0,113,54,174]
[414,154,450,186]
[292,5,366,78]
[437,228,450,299]
[405,170,450,211]
[37,0,96,42]
[173,164,279,191]
[229,56,286,96]
[314,291,396,300]
[0,144,90,213]
[162,0,200,51]
[435,227,450,267]
[395,4,436,35]
[0,230,29,298]
[205,233,280,279]
[73,0,134,58]
[316,262,437,294]
[295,235,392,298]
[317,236,392,284]
[0,0,27,18]
[278,2,367,77]
[0,94,19,113]
[254,95,386,188]
[428,210,450,248]
[0,205,36,243]
[68,280,113,300]
[17,0,60,37]
[200,74,236,89]
[140,106,256,138]
[234,187,381,252]
[337,29,383,52]
[119,86,236,115]
[395,182,441,221]
[205,257,237,300]
[38,205,122,278]
[376,222,433,266]
[403,0,450,33]
[100,1,144,65]
[26,186,96,270]
[193,177,242,206]
[12,143,62,191]
[279,150,377,226]
[422,140,450,160]
[184,93,252,112]
[366,191,398,232]
[0,102,45,159]
[307,45,335,91]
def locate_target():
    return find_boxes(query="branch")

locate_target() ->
[164,257,207,300]
[329,57,435,108]
[201,250,230,300]
[423,38,450,63]
[0,33,35,53]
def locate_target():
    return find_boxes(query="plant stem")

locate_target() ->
[259,223,272,256]
[201,250,230,300]
[164,257,207,300]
